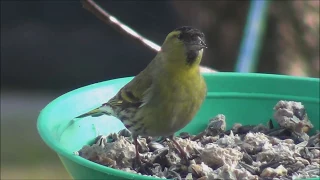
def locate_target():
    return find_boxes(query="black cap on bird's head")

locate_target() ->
[175,26,207,50]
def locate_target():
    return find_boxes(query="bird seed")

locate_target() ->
[76,100,319,180]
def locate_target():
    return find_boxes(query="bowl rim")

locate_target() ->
[37,72,320,179]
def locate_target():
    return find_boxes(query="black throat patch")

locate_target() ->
[186,50,199,65]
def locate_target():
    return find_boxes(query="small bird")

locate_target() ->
[76,26,207,171]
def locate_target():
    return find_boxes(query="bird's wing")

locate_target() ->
[76,72,152,118]
[107,63,154,109]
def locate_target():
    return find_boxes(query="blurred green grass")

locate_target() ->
[1,90,71,179]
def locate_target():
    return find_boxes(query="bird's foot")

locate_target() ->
[178,149,191,165]
[133,136,153,175]
[133,156,144,172]
[169,135,192,165]
[132,156,153,175]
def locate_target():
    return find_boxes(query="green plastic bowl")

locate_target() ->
[37,72,320,180]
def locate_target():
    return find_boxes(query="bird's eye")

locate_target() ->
[177,34,182,39]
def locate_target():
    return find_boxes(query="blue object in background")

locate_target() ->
[235,0,270,73]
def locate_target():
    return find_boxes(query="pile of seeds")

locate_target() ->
[76,100,320,180]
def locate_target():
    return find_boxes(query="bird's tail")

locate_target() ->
[76,103,113,118]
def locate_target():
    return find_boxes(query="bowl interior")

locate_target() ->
[37,72,320,180]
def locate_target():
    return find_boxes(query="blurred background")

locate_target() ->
[1,1,319,179]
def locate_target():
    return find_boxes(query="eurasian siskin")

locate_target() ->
[76,26,207,171]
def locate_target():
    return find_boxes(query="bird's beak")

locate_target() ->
[186,36,207,51]
[197,36,207,49]
[200,38,208,48]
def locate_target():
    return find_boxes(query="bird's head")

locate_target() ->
[160,26,207,68]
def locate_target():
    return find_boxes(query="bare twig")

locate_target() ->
[81,0,160,52]
[81,0,217,73]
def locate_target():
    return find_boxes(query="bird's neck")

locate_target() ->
[163,52,202,77]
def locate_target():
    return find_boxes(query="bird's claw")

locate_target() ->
[133,158,152,175]
[179,151,191,166]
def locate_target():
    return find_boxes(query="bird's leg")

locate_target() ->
[133,136,149,174]
[133,136,141,163]
[169,135,190,165]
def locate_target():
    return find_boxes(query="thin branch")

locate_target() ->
[81,0,160,52]
[80,0,217,72]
